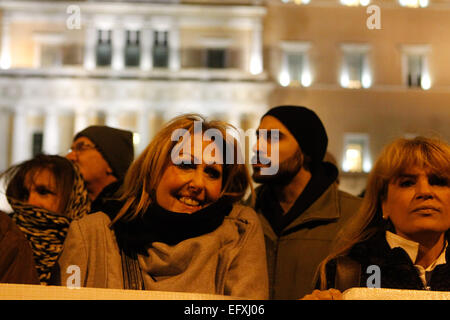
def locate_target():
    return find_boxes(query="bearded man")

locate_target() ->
[250,105,362,299]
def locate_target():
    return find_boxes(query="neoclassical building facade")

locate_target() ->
[0,0,272,171]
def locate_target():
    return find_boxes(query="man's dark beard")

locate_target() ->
[252,150,303,185]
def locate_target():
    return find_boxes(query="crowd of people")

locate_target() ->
[0,105,449,300]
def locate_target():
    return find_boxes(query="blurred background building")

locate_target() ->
[0,0,449,195]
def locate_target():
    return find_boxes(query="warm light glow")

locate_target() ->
[399,0,429,8]
[301,71,312,87]
[361,72,372,88]
[421,73,431,90]
[343,144,363,172]
[279,70,290,87]
[340,72,350,88]
[341,0,370,6]
[133,133,140,145]
[250,58,263,75]
[363,159,372,173]
[0,58,11,69]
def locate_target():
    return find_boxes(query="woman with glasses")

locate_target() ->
[1,154,91,284]
[53,114,268,299]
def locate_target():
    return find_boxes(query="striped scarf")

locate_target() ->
[10,164,90,284]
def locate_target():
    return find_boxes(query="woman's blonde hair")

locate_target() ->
[112,113,253,224]
[317,136,450,289]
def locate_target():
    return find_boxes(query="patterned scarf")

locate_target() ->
[10,165,90,284]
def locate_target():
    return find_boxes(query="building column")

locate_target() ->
[42,111,60,155]
[169,26,180,71]
[112,27,125,70]
[140,28,154,71]
[73,110,89,134]
[11,108,31,164]
[249,21,263,75]
[0,13,11,69]
[84,23,97,70]
[105,111,120,128]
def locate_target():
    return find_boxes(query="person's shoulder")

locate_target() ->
[0,211,12,232]
[227,204,260,225]
[72,211,112,230]
[0,211,21,240]
[337,188,363,204]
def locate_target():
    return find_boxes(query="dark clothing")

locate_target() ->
[325,231,450,291]
[109,198,232,249]
[0,211,40,284]
[256,162,338,236]
[90,180,122,214]
[254,162,362,299]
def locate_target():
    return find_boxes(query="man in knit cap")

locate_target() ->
[250,105,362,299]
[67,125,134,213]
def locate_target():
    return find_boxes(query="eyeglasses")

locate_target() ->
[68,142,97,154]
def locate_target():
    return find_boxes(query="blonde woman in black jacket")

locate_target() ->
[303,136,450,299]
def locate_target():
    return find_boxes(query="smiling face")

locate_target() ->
[155,133,223,214]
[25,168,63,213]
[382,166,450,242]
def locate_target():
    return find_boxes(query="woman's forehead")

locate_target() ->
[174,133,224,163]
[390,165,443,180]
[25,168,56,186]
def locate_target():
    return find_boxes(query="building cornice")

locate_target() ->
[0,1,267,17]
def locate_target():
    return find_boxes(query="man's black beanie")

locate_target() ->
[74,125,134,180]
[263,105,328,165]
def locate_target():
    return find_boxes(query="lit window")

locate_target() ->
[153,31,169,68]
[340,44,371,89]
[342,133,371,173]
[279,41,312,87]
[401,45,431,90]
[340,0,370,6]
[96,30,112,67]
[125,30,140,67]
[398,0,429,8]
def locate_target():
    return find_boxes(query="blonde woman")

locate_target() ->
[303,136,450,300]
[53,114,268,299]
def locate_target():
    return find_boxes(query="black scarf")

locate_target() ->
[110,198,233,249]
[106,198,232,289]
[255,161,338,237]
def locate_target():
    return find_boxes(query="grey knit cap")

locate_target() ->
[74,125,134,180]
